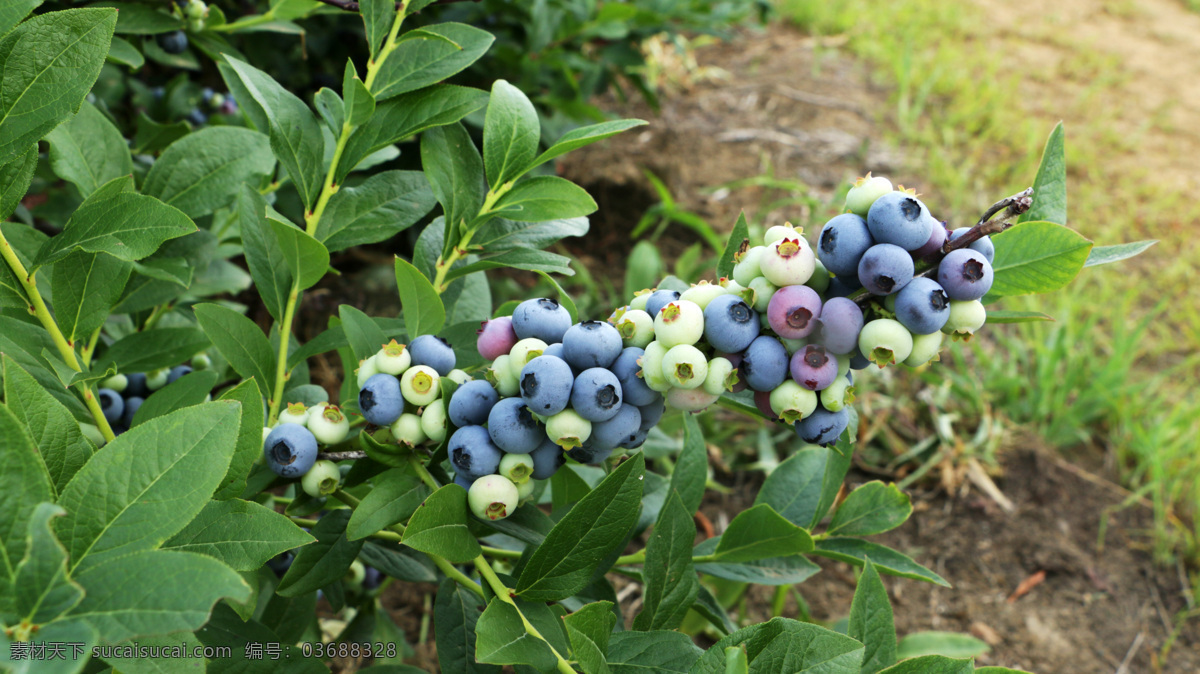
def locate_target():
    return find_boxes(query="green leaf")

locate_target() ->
[421,122,485,238]
[360,0,395,59]
[895,632,989,661]
[531,119,648,169]
[339,304,391,365]
[213,377,264,501]
[44,101,133,197]
[717,211,750,280]
[235,185,290,322]
[633,491,699,631]
[359,541,437,583]
[849,560,897,674]
[876,655,973,674]
[277,508,364,596]
[474,596,570,671]
[692,585,736,636]
[976,669,1033,673]
[221,55,324,209]
[13,502,80,624]
[753,446,831,528]
[0,317,85,418]
[55,401,242,574]
[318,170,437,251]
[1084,239,1157,267]
[714,504,813,563]
[827,482,912,537]
[105,35,143,69]
[691,618,864,674]
[443,248,575,281]
[142,126,275,218]
[338,85,487,181]
[0,144,36,222]
[2,355,93,494]
[483,79,539,187]
[0,619,95,674]
[370,23,494,101]
[813,538,950,587]
[516,454,644,601]
[0,8,117,167]
[473,215,589,253]
[693,537,821,586]
[347,467,431,540]
[492,176,597,222]
[67,548,248,644]
[988,221,1092,297]
[668,413,707,515]
[93,326,210,378]
[269,218,329,290]
[198,604,329,673]
[983,310,1054,324]
[163,498,314,571]
[395,256,446,337]
[725,646,749,674]
[435,578,500,674]
[314,86,344,135]
[478,502,554,547]
[564,601,616,674]
[131,370,219,426]
[0,0,43,37]
[343,61,375,127]
[535,269,578,323]
[96,1,182,34]
[194,302,277,396]
[402,484,481,563]
[101,632,207,674]
[814,434,854,528]
[32,176,197,269]
[607,630,703,673]
[131,111,189,155]
[49,251,131,343]
[1017,122,1065,225]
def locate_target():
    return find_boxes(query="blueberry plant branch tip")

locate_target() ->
[472,555,577,674]
[977,187,1034,227]
[431,554,485,598]
[312,0,480,12]
[317,450,368,461]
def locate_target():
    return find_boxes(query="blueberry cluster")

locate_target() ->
[86,354,212,442]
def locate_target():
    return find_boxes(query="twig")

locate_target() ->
[312,0,479,12]
[1114,631,1145,674]
[939,187,1034,254]
[318,450,368,460]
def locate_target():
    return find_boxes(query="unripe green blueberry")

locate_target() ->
[858,318,914,368]
[516,476,536,502]
[344,559,365,590]
[905,330,944,366]
[778,336,806,354]
[747,277,777,313]
[102,373,128,393]
[680,280,727,310]
[769,380,817,424]
[486,354,520,397]
[941,300,986,340]
[546,409,591,450]
[732,245,766,286]
[307,404,350,445]
[146,368,170,391]
[806,258,831,295]
[760,237,816,287]
[356,356,380,390]
[719,277,750,301]
[509,338,548,367]
[499,453,534,484]
[468,475,519,521]
[390,413,426,447]
[374,339,411,376]
[629,290,651,312]
[277,402,309,426]
[615,309,655,348]
[820,376,855,412]
[639,341,672,392]
[662,344,708,390]
[845,173,894,217]
[666,387,720,412]
[446,369,472,386]
[420,399,448,443]
[301,460,341,497]
[703,357,735,396]
[764,222,801,246]
[836,354,851,378]
[654,300,704,348]
[261,426,272,444]
[401,365,440,406]
[80,422,106,447]
[185,0,208,20]
[191,353,212,370]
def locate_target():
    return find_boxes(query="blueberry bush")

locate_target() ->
[0,2,1153,673]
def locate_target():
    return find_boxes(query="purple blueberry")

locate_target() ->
[512,298,572,344]
[520,355,574,415]
[449,426,502,479]
[121,397,144,427]
[817,297,864,355]
[767,285,823,339]
[408,335,456,376]
[644,289,682,317]
[937,249,994,301]
[703,294,760,353]
[817,213,873,276]
[570,368,623,422]
[949,227,996,263]
[448,380,499,427]
[477,317,519,361]
[363,567,383,591]
[789,345,838,391]
[562,321,622,370]
[267,552,294,578]
[487,397,543,453]
[857,243,914,296]
[795,405,850,447]
[894,277,951,334]
[739,336,789,392]
[97,388,124,425]
[610,347,661,407]
[866,192,936,251]
[263,424,318,478]
[530,438,565,479]
[589,404,642,451]
[913,222,948,260]
[359,373,404,426]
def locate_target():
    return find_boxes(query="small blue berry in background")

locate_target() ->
[644,289,681,318]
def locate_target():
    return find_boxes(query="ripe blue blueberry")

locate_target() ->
[156,30,189,54]
[790,345,839,391]
[858,243,914,295]
[739,335,789,392]
[530,438,565,479]
[124,372,149,398]
[562,320,623,370]
[568,442,614,466]
[263,424,319,478]
[638,398,665,431]
[512,298,573,343]
[359,373,404,426]
[589,404,642,451]
[477,316,519,361]
[703,294,760,353]
[487,397,544,453]
[818,213,873,276]
[167,365,193,384]
[186,109,208,126]
[570,367,624,422]
[767,285,823,339]
[453,472,475,490]
[795,405,850,447]
[449,425,503,479]
[867,191,936,251]
[408,335,456,376]
[817,297,864,355]
[645,289,683,318]
[894,277,951,334]
[97,388,124,425]
[949,227,996,263]
[449,380,499,427]
[937,249,994,301]
[621,428,649,449]
[121,396,143,427]
[520,355,574,415]
[610,347,661,407]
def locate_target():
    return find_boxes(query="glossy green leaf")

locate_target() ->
[473,215,589,253]
[483,79,539,187]
[607,630,702,673]
[213,377,264,501]
[49,251,132,343]
[131,111,189,155]
[692,585,736,636]
[828,481,912,537]
[277,508,364,596]
[105,35,143,69]
[2,355,93,494]
[1083,239,1156,267]
[531,119,648,169]
[142,126,275,218]
[0,404,55,617]
[813,434,854,528]
[163,498,314,571]
[435,578,500,674]
[813,538,950,587]
[634,491,699,631]
[235,185,290,323]
[347,468,431,540]
[93,326,210,375]
[691,618,864,674]
[895,632,989,661]
[1017,122,1065,225]
[360,0,395,58]
[0,144,36,222]
[197,603,328,673]
[194,303,276,396]
[443,248,575,281]
[754,446,830,529]
[717,211,750,280]
[97,1,182,34]
[395,255,446,338]
[877,655,973,674]
[44,101,132,197]
[370,23,494,100]
[0,0,43,36]
[421,122,485,239]
[693,537,822,586]
[13,503,82,624]
[0,8,117,166]
[269,218,328,290]
[339,304,390,364]
[0,315,87,418]
[343,62,375,127]
[475,597,569,671]
[714,504,813,563]
[130,370,219,426]
[55,402,241,574]
[849,560,897,674]
[318,170,437,251]
[314,86,344,135]
[491,176,597,222]
[516,454,644,601]
[402,484,481,562]
[989,221,1091,297]
[359,541,437,583]
[564,601,616,674]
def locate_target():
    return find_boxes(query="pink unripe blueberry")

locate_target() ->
[789,345,839,391]
[477,316,519,362]
[767,285,823,339]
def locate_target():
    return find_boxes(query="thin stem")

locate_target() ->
[481,546,523,560]
[409,453,441,491]
[614,551,717,566]
[333,489,361,508]
[473,556,576,674]
[268,285,300,425]
[318,450,368,461]
[303,121,351,237]
[80,326,102,369]
[433,555,484,598]
[289,516,403,543]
